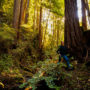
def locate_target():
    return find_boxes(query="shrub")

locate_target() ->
[0,24,15,54]
[19,60,72,90]
[0,54,13,73]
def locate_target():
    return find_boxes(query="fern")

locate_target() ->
[20,60,72,90]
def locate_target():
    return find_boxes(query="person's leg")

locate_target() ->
[59,55,61,62]
[57,54,61,64]
[63,55,70,68]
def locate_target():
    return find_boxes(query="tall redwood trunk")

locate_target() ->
[13,0,29,40]
[64,0,83,59]
[33,0,36,30]
[13,0,21,40]
[81,0,87,30]
[85,0,90,24]
[13,0,21,29]
[17,0,25,40]
[25,0,30,23]
[19,0,25,25]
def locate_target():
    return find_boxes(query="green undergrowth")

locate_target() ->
[0,54,22,77]
[20,60,73,90]
[0,54,13,73]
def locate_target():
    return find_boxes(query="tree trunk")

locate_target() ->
[25,0,30,23]
[53,16,55,47]
[81,0,87,30]
[17,0,26,40]
[33,0,36,30]
[36,5,40,30]
[55,19,57,47]
[57,21,59,47]
[22,0,28,23]
[13,0,21,29]
[39,4,42,49]
[64,0,83,59]
[19,0,27,25]
[13,0,21,40]
[13,0,29,40]
[85,0,90,24]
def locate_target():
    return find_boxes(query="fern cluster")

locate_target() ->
[20,60,72,90]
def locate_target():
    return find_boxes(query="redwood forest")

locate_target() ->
[0,0,90,90]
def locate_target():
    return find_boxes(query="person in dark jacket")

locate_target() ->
[57,41,70,68]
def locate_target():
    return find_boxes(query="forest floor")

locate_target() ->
[22,59,90,90]
[0,58,90,90]
[65,63,90,90]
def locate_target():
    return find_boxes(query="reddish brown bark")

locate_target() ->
[33,0,36,30]
[13,0,21,29]
[65,0,82,48]
[13,0,29,40]
[85,0,90,24]
[64,0,83,59]
[13,0,21,40]
[81,0,87,30]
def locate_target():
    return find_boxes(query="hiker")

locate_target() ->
[57,41,71,68]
